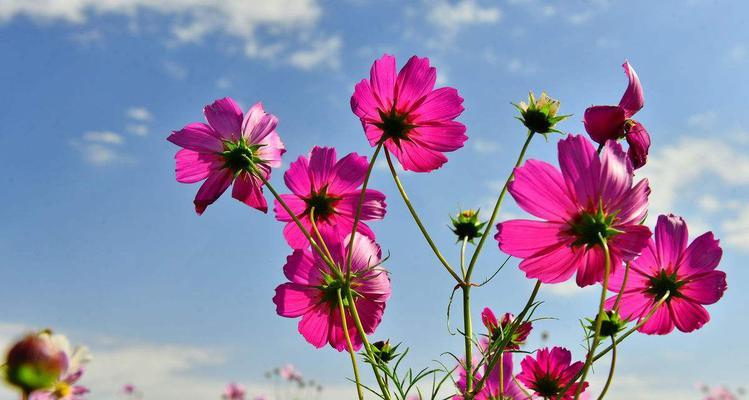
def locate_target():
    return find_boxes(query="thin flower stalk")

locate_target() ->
[597,337,617,400]
[337,289,365,400]
[345,291,392,400]
[345,143,383,277]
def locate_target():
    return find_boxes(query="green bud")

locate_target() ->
[371,340,399,364]
[586,310,627,338]
[450,209,487,243]
[5,332,67,394]
[513,92,570,135]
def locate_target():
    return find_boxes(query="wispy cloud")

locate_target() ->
[471,137,500,154]
[126,106,152,122]
[162,60,188,80]
[71,130,132,166]
[426,0,500,43]
[288,36,342,70]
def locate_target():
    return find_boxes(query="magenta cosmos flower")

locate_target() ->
[454,352,524,400]
[167,97,285,214]
[606,214,727,335]
[273,233,391,351]
[222,383,246,400]
[516,347,588,400]
[481,308,532,351]
[584,61,650,169]
[274,146,386,249]
[351,54,467,172]
[495,134,652,287]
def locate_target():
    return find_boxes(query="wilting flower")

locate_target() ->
[480,308,532,351]
[514,92,569,135]
[28,333,91,400]
[516,347,588,400]
[5,332,68,394]
[495,134,651,287]
[583,61,650,168]
[454,352,524,400]
[351,54,467,172]
[451,210,486,243]
[222,382,246,400]
[167,97,285,214]
[606,214,727,335]
[273,233,391,351]
[274,146,386,249]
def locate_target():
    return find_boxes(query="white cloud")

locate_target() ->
[162,60,188,80]
[426,0,500,40]
[723,208,749,249]
[288,35,342,70]
[127,106,152,122]
[72,131,133,166]
[567,10,593,25]
[83,130,124,145]
[506,58,537,75]
[126,124,149,136]
[727,44,747,63]
[471,137,500,154]
[686,110,717,130]
[216,77,232,89]
[0,0,340,70]
[542,280,596,297]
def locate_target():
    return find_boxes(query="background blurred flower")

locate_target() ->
[222,382,246,400]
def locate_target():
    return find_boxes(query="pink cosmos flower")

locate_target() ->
[279,364,301,381]
[705,386,739,400]
[481,308,532,351]
[516,347,588,400]
[495,134,652,287]
[351,54,467,172]
[453,352,525,400]
[273,233,391,351]
[274,146,386,249]
[222,382,246,400]
[122,384,136,395]
[606,214,727,335]
[583,61,651,169]
[167,97,285,214]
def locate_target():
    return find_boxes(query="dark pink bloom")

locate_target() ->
[480,308,532,350]
[273,233,391,351]
[167,98,285,214]
[583,61,651,169]
[495,134,652,287]
[606,214,727,335]
[516,347,588,400]
[453,352,524,400]
[351,54,467,172]
[222,382,246,400]
[274,146,386,249]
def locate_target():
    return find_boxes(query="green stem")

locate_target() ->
[460,237,468,277]
[572,236,611,400]
[499,350,505,398]
[310,207,335,268]
[383,148,462,282]
[337,289,364,400]
[464,130,534,283]
[345,291,392,400]
[612,262,631,311]
[596,337,617,400]
[462,284,474,396]
[345,143,383,276]
[258,173,335,268]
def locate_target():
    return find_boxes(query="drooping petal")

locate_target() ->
[618,61,645,118]
[298,305,333,348]
[231,172,267,212]
[575,246,608,287]
[308,146,337,190]
[610,224,652,262]
[282,249,321,285]
[654,214,688,269]
[204,97,244,140]
[669,298,710,333]
[256,131,285,168]
[680,231,723,275]
[370,54,397,111]
[328,152,368,194]
[167,122,224,153]
[409,87,464,123]
[638,303,674,335]
[385,139,448,172]
[508,159,578,220]
[193,169,233,215]
[241,102,265,138]
[273,283,319,318]
[680,271,727,305]
[174,149,222,183]
[284,156,312,196]
[583,105,625,144]
[395,56,436,113]
[558,135,601,208]
[247,113,279,145]
[409,122,467,152]
[495,220,569,258]
[625,122,650,169]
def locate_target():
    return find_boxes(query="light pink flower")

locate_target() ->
[606,214,727,335]
[222,382,246,400]
[273,233,391,351]
[279,364,301,381]
[274,146,386,249]
[480,308,532,351]
[351,54,467,172]
[453,352,525,400]
[495,134,652,287]
[705,386,739,400]
[122,384,136,395]
[167,97,285,214]
[583,61,651,169]
[516,347,587,400]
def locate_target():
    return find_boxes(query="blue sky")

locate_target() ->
[1,0,748,399]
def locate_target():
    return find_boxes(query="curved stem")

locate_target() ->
[383,148,462,282]
[257,173,335,268]
[460,237,468,277]
[596,336,617,400]
[345,291,392,400]
[573,236,611,400]
[612,262,631,311]
[309,208,336,270]
[464,131,534,283]
[337,289,364,400]
[345,143,383,276]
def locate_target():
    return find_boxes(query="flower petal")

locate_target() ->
[256,131,285,168]
[385,139,448,172]
[308,146,337,190]
[618,61,644,117]
[247,113,279,145]
[610,224,652,262]
[273,283,319,318]
[509,159,578,220]
[193,169,233,215]
[638,303,674,335]
[409,121,467,152]
[282,249,321,285]
[395,56,436,113]
[625,122,650,169]
[282,217,315,249]
[298,304,333,348]
[669,298,710,333]
[410,87,464,123]
[558,135,601,208]
[606,291,652,322]
[680,231,723,275]
[680,270,727,305]
[328,152,368,194]
[598,139,633,207]
[370,54,397,111]
[273,194,307,222]
[231,172,267,212]
[284,155,312,196]
[609,178,650,225]
[519,242,583,284]
[583,105,625,144]
[167,122,223,153]
[351,79,381,122]
[495,220,569,258]
[655,214,688,269]
[335,190,387,221]
[204,97,244,140]
[174,149,222,183]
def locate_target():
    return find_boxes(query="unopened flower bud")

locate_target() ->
[513,92,569,135]
[5,332,67,393]
[372,340,399,364]
[451,210,486,243]
[586,310,627,338]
